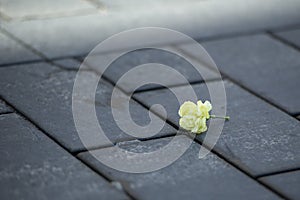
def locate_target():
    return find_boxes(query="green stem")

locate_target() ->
[210,115,230,120]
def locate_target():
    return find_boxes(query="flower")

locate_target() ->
[178,100,229,134]
[178,100,211,134]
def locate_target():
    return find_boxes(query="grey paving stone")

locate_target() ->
[85,48,218,93]
[3,0,300,59]
[274,28,300,49]
[0,0,97,20]
[0,99,13,114]
[134,81,300,176]
[78,136,280,200]
[260,171,300,200]
[1,14,107,59]
[0,62,175,152]
[53,58,82,70]
[0,113,128,200]
[197,34,300,114]
[1,14,185,59]
[94,0,300,38]
[0,31,41,65]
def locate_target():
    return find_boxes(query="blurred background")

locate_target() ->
[1,0,300,60]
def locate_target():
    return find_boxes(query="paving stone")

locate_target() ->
[0,31,41,65]
[1,14,110,59]
[0,113,128,200]
[85,48,218,93]
[0,0,97,20]
[78,136,280,200]
[196,34,300,114]
[0,99,13,114]
[0,62,175,152]
[1,14,185,59]
[274,28,300,49]
[260,171,300,200]
[53,58,82,70]
[3,0,300,59]
[134,81,300,176]
[96,0,300,38]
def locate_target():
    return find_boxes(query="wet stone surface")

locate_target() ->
[1,14,107,58]
[84,48,219,93]
[0,31,41,65]
[0,0,97,20]
[200,34,300,114]
[3,0,300,59]
[260,170,300,200]
[134,81,300,176]
[0,113,128,200]
[274,28,300,49]
[0,99,13,114]
[1,1,300,198]
[53,58,82,70]
[0,62,175,152]
[78,136,280,200]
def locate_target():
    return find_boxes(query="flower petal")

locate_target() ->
[204,100,212,111]
[178,101,197,117]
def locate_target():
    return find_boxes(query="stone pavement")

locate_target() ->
[0,0,300,199]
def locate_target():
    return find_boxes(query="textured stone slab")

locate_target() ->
[78,136,280,200]
[0,99,13,114]
[0,62,175,152]
[3,0,300,59]
[1,14,185,59]
[96,0,300,38]
[85,48,218,93]
[197,34,300,114]
[134,81,300,176]
[0,31,40,65]
[260,171,300,200]
[1,14,108,59]
[53,58,82,70]
[274,28,300,49]
[0,113,128,200]
[0,0,97,20]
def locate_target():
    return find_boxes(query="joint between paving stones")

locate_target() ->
[256,167,300,179]
[267,31,300,52]
[0,94,135,197]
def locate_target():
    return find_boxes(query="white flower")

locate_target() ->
[178,100,229,134]
[197,100,212,119]
[178,100,212,134]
